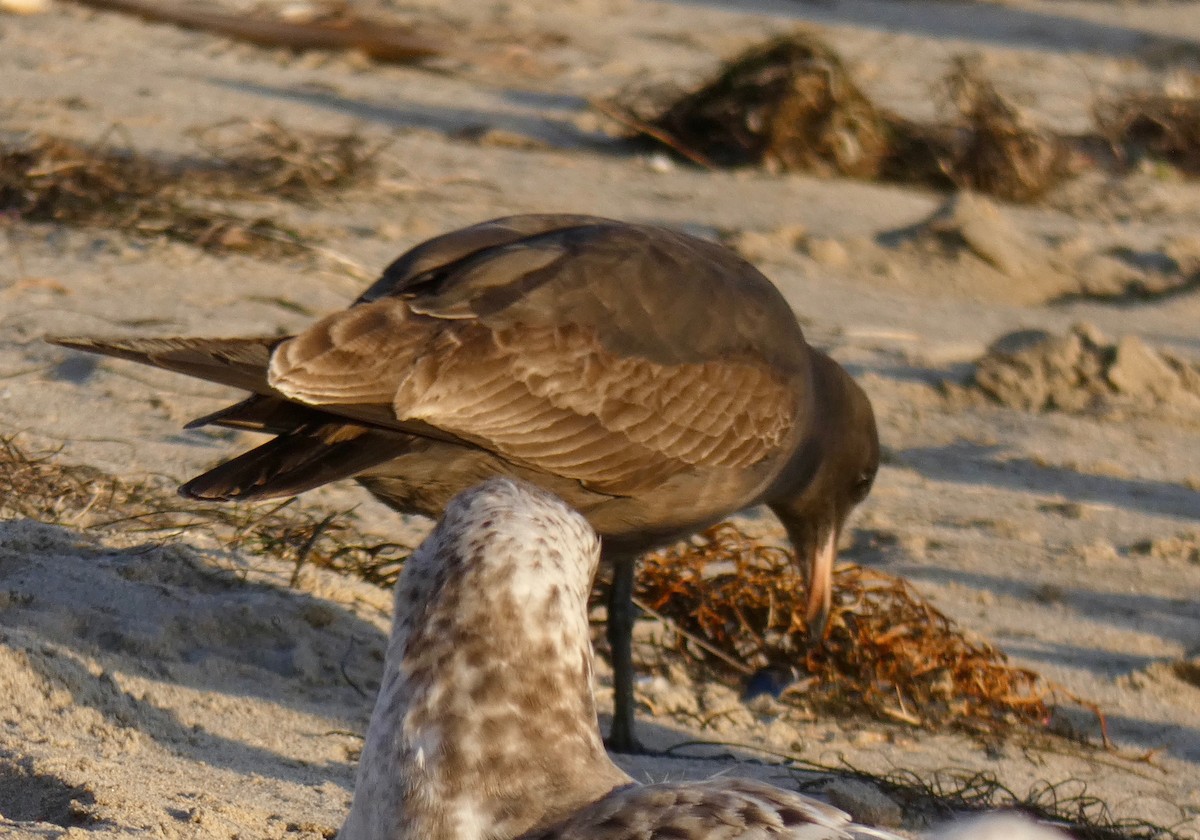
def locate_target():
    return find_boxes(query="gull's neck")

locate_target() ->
[339,480,632,840]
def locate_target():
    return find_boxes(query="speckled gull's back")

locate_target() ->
[337,478,904,840]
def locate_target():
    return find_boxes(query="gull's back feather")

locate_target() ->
[521,776,884,840]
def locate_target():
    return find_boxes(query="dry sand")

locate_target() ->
[2,0,1199,836]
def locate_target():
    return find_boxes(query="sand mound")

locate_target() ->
[871,192,1076,304]
[965,323,1200,419]
[0,519,385,695]
[0,516,385,837]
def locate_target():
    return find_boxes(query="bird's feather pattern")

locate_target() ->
[518,751,874,840]
[266,294,797,495]
[179,422,411,501]
[355,214,608,304]
[339,480,899,840]
[54,218,811,502]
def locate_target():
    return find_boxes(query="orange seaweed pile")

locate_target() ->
[638,522,1049,735]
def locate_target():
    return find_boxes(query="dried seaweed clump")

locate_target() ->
[647,32,890,176]
[638,523,1049,734]
[0,435,406,586]
[929,57,1072,203]
[1095,92,1200,175]
[0,120,382,254]
[811,766,1192,840]
[186,119,382,202]
[969,323,1200,417]
[612,35,1073,202]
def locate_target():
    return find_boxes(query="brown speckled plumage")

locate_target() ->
[340,479,629,840]
[49,214,879,751]
[339,479,897,840]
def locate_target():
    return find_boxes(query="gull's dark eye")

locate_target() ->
[852,470,875,501]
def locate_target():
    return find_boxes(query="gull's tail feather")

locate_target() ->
[48,335,279,394]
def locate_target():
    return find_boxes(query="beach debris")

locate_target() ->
[0,120,382,255]
[185,118,383,201]
[930,56,1071,203]
[63,0,444,64]
[642,32,889,177]
[0,435,405,585]
[1095,92,1200,175]
[637,522,1054,736]
[602,34,1073,202]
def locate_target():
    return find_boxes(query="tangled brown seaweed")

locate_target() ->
[0,434,404,585]
[0,119,384,255]
[638,522,1056,736]
[601,33,1077,202]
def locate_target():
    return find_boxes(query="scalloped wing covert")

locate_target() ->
[267,297,797,495]
[520,777,864,840]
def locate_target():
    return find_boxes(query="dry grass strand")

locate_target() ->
[0,434,405,585]
[0,119,383,255]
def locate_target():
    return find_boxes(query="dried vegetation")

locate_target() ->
[638,523,1060,737]
[642,34,890,177]
[0,434,405,586]
[604,32,1200,203]
[0,119,384,255]
[931,57,1072,203]
[788,762,1192,840]
[1095,92,1200,176]
[5,433,1079,739]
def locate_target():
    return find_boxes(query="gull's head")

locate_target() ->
[395,478,602,643]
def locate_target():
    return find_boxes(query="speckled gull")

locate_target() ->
[337,477,899,840]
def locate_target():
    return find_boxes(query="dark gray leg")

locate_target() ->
[604,552,642,753]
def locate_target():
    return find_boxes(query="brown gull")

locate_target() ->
[50,213,879,752]
[338,477,896,840]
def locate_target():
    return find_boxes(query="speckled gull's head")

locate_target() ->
[338,478,905,840]
[338,478,631,840]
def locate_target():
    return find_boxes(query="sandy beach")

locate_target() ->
[2,0,1199,836]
